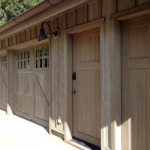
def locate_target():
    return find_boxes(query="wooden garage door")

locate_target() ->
[0,55,8,110]
[73,28,100,146]
[122,15,150,150]
[14,45,50,127]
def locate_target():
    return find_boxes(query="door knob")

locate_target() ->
[71,90,76,94]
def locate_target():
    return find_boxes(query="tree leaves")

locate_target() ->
[0,0,43,26]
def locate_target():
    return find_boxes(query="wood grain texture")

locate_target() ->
[73,28,100,146]
[136,0,150,6]
[117,0,135,12]
[88,0,101,22]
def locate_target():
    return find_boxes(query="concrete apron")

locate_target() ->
[0,109,79,150]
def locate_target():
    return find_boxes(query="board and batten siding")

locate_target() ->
[117,0,150,12]
[0,0,102,133]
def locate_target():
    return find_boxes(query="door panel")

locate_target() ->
[0,55,8,110]
[1,71,8,108]
[16,72,31,115]
[122,16,150,150]
[33,71,49,126]
[73,28,100,146]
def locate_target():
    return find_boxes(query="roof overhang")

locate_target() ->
[0,0,91,39]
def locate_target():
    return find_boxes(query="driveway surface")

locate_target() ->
[0,109,79,150]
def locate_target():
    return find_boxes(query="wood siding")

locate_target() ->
[0,0,102,133]
[117,0,150,12]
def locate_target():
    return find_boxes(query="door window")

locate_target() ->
[1,55,7,70]
[34,46,49,68]
[16,51,30,69]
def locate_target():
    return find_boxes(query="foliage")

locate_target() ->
[0,0,43,26]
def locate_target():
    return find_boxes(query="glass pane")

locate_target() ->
[24,52,26,59]
[43,47,48,56]
[20,61,22,69]
[24,61,26,69]
[20,53,23,60]
[34,49,38,58]
[27,60,30,68]
[17,62,19,69]
[39,59,42,68]
[43,58,47,68]
[1,56,3,62]
[27,51,29,59]
[35,59,38,68]
[5,56,7,62]
[39,48,42,57]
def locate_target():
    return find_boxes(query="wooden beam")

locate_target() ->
[65,18,104,34]
[7,38,49,50]
[0,49,6,55]
[110,3,150,21]
[0,0,91,39]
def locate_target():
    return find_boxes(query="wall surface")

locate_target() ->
[0,0,150,149]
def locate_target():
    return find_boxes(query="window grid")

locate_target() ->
[34,46,49,68]
[16,51,30,69]
[1,55,7,70]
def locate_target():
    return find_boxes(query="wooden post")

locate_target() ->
[7,49,14,115]
[110,20,122,150]
[64,33,73,140]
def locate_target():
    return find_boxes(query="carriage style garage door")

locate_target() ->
[14,44,50,127]
[0,55,8,110]
[73,28,100,146]
[122,14,150,150]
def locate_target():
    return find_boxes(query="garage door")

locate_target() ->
[14,44,50,127]
[122,14,150,150]
[0,55,8,110]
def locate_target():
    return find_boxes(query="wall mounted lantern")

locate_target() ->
[38,21,58,42]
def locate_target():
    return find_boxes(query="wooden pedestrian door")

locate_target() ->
[0,55,8,110]
[73,28,100,147]
[14,44,50,127]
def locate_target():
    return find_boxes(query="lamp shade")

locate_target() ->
[38,27,48,42]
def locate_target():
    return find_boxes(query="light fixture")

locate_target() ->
[38,21,58,42]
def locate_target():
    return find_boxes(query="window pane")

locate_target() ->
[39,48,42,57]
[27,60,30,68]
[43,47,48,56]
[35,59,38,68]
[34,49,38,58]
[20,61,22,69]
[20,53,23,60]
[27,51,29,59]
[39,59,42,68]
[24,61,26,69]
[43,58,47,68]
[17,62,19,69]
[24,52,26,59]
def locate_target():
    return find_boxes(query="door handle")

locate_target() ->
[71,90,76,94]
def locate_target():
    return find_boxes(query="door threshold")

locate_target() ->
[65,139,92,150]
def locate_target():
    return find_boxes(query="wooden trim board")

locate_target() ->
[7,38,49,50]
[111,3,150,21]
[64,18,104,149]
[65,18,104,34]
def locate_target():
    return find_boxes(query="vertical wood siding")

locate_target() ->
[117,0,150,12]
[0,0,102,132]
